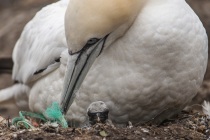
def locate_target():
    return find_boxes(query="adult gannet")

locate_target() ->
[0,0,68,110]
[12,0,68,84]
[61,0,208,124]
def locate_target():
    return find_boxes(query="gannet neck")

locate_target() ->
[65,0,146,53]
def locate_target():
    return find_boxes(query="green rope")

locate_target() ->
[44,102,68,128]
[12,102,68,128]
[21,111,47,122]
[12,111,35,129]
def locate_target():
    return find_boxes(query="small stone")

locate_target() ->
[141,128,149,133]
[0,116,7,124]
[208,121,210,126]
[134,130,141,135]
[13,134,17,138]
[19,130,26,134]
[198,125,206,132]
[50,122,59,128]
[10,125,17,131]
[99,130,108,137]
[164,128,169,132]
[0,116,5,122]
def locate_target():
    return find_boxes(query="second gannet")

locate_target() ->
[61,0,208,124]
[0,0,69,111]
[12,0,68,84]
[1,0,108,126]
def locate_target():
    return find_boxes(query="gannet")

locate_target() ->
[61,0,208,124]
[87,101,109,125]
[12,0,68,84]
[0,0,68,110]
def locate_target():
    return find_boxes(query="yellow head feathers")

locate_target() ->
[65,0,145,53]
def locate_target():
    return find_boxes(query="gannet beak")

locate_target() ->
[61,36,108,114]
[96,113,101,122]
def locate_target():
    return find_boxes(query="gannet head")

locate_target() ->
[61,0,145,113]
[12,1,68,84]
[65,0,145,53]
[12,32,66,84]
[12,39,66,84]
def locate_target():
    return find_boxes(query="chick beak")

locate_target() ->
[96,113,101,123]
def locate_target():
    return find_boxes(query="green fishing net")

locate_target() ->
[12,102,68,128]
[44,102,68,128]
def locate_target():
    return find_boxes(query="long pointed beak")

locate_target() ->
[60,36,108,114]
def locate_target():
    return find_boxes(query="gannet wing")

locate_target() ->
[12,0,68,84]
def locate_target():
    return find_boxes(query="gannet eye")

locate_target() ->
[34,58,60,75]
[87,38,100,46]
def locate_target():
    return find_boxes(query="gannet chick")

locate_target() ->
[87,101,109,125]
[61,0,208,125]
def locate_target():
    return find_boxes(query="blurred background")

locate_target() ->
[0,0,209,116]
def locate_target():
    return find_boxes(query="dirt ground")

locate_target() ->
[0,0,210,139]
[0,111,209,140]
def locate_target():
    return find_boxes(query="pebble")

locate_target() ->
[134,130,141,135]
[128,121,133,129]
[13,134,17,138]
[0,116,7,124]
[141,128,149,133]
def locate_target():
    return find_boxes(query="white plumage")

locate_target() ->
[62,0,208,124]
[0,0,68,110]
[12,0,68,84]
[202,101,210,117]
[0,0,208,126]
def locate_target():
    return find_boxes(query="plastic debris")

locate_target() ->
[12,111,35,129]
[44,102,68,128]
[12,102,68,129]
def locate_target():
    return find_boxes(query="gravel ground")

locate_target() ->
[0,111,208,140]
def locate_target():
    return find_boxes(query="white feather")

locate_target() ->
[0,84,30,110]
[202,100,210,117]
[0,0,69,111]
